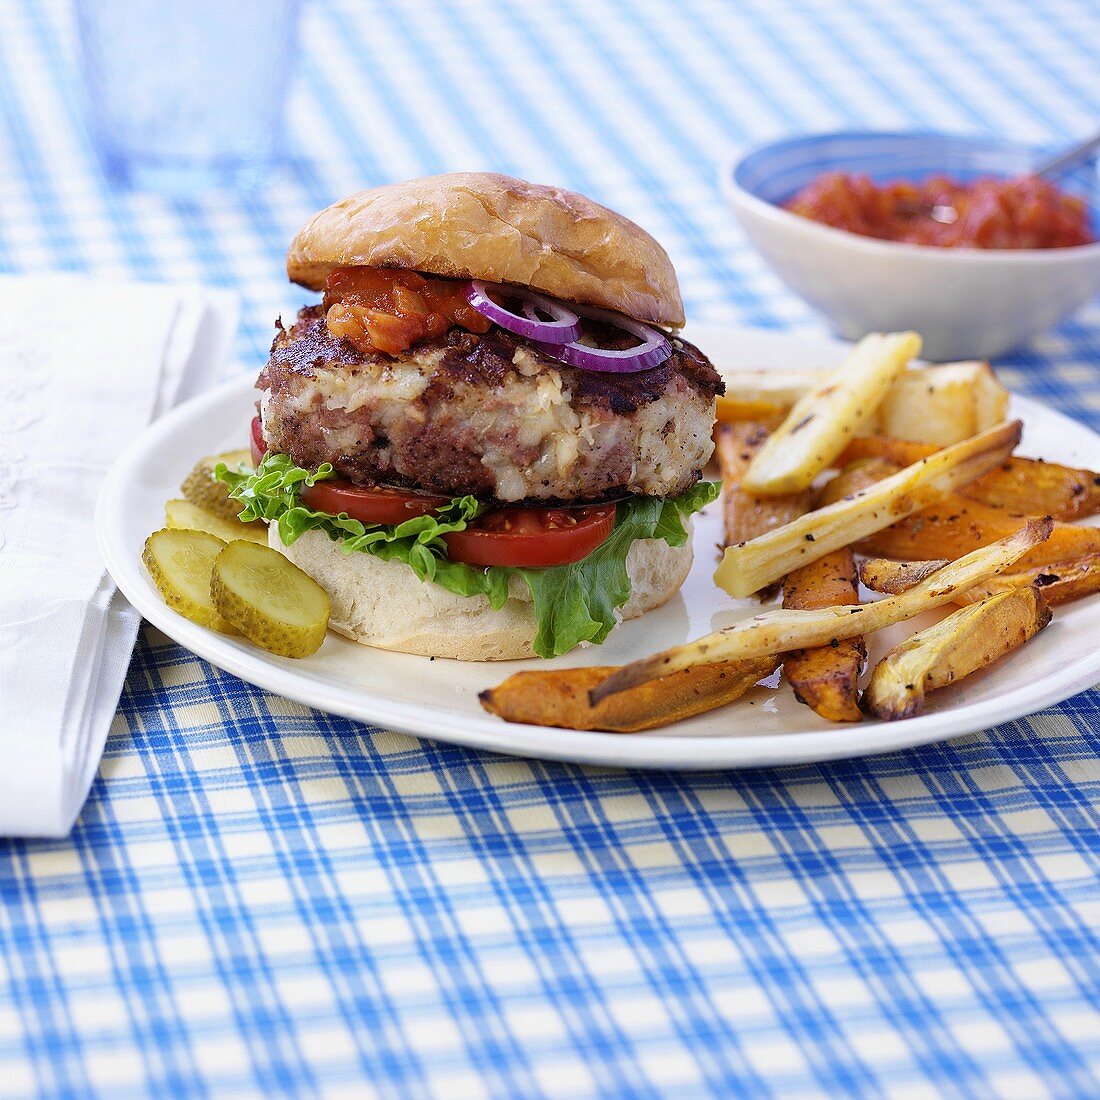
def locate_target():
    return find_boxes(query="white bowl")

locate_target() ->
[723,132,1100,361]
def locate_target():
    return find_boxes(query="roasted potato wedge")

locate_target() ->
[180,449,259,523]
[715,420,1022,598]
[840,436,1100,521]
[864,587,1052,720]
[873,360,1008,446]
[479,657,779,733]
[823,459,1100,571]
[782,548,864,723]
[593,520,1052,703]
[142,528,237,634]
[742,332,920,495]
[862,552,1100,608]
[210,542,330,658]
[715,422,812,550]
[165,499,269,545]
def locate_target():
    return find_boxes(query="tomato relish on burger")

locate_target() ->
[221,173,723,660]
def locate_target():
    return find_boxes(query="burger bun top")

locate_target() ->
[286,172,684,327]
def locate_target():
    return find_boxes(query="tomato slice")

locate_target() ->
[250,416,266,467]
[444,505,616,568]
[300,479,451,526]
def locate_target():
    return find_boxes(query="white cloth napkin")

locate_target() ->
[0,275,237,838]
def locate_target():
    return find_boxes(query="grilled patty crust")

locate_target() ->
[259,307,723,503]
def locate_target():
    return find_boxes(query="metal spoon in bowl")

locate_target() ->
[930,128,1100,225]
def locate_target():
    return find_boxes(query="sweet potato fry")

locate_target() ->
[824,459,1100,570]
[715,422,812,549]
[782,548,864,722]
[715,420,1022,598]
[479,657,779,733]
[592,520,1052,704]
[742,332,920,494]
[863,587,1052,720]
[861,552,1100,607]
[715,395,786,428]
[840,436,1100,521]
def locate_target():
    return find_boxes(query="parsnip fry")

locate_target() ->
[716,422,812,548]
[824,459,1100,570]
[859,558,949,595]
[743,332,921,495]
[479,657,778,733]
[715,420,1022,598]
[782,548,864,723]
[840,436,1100,521]
[864,587,1052,720]
[862,553,1100,608]
[592,519,1052,704]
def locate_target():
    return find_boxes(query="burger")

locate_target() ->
[221,173,723,660]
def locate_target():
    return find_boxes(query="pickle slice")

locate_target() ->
[142,528,237,634]
[210,542,330,658]
[180,449,261,523]
[165,499,268,545]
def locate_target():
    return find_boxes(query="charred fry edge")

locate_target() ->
[863,587,1052,720]
[714,420,1023,599]
[862,552,1100,607]
[858,557,950,595]
[592,519,1053,705]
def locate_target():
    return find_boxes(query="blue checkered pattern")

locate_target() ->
[2,0,1099,1096]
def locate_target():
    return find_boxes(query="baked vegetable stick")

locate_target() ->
[715,420,1022,599]
[840,436,1100,521]
[715,422,813,548]
[863,587,1052,720]
[742,332,921,495]
[861,552,1100,608]
[824,459,1100,570]
[479,657,778,733]
[592,519,1052,704]
[782,548,864,723]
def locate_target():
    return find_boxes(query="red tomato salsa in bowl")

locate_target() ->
[783,172,1095,249]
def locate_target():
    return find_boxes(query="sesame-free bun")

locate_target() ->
[286,172,685,327]
[271,524,694,661]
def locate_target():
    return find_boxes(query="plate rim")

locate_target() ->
[96,342,1100,771]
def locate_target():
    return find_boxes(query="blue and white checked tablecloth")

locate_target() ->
[2,1,1099,1096]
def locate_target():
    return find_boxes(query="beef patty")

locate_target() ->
[259,306,723,503]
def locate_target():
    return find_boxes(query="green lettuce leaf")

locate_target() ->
[217,454,717,658]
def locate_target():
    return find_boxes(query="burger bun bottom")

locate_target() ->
[270,523,694,661]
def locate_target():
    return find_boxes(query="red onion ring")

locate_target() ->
[465,280,581,344]
[533,303,673,373]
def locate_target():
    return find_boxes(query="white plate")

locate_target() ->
[96,325,1100,770]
